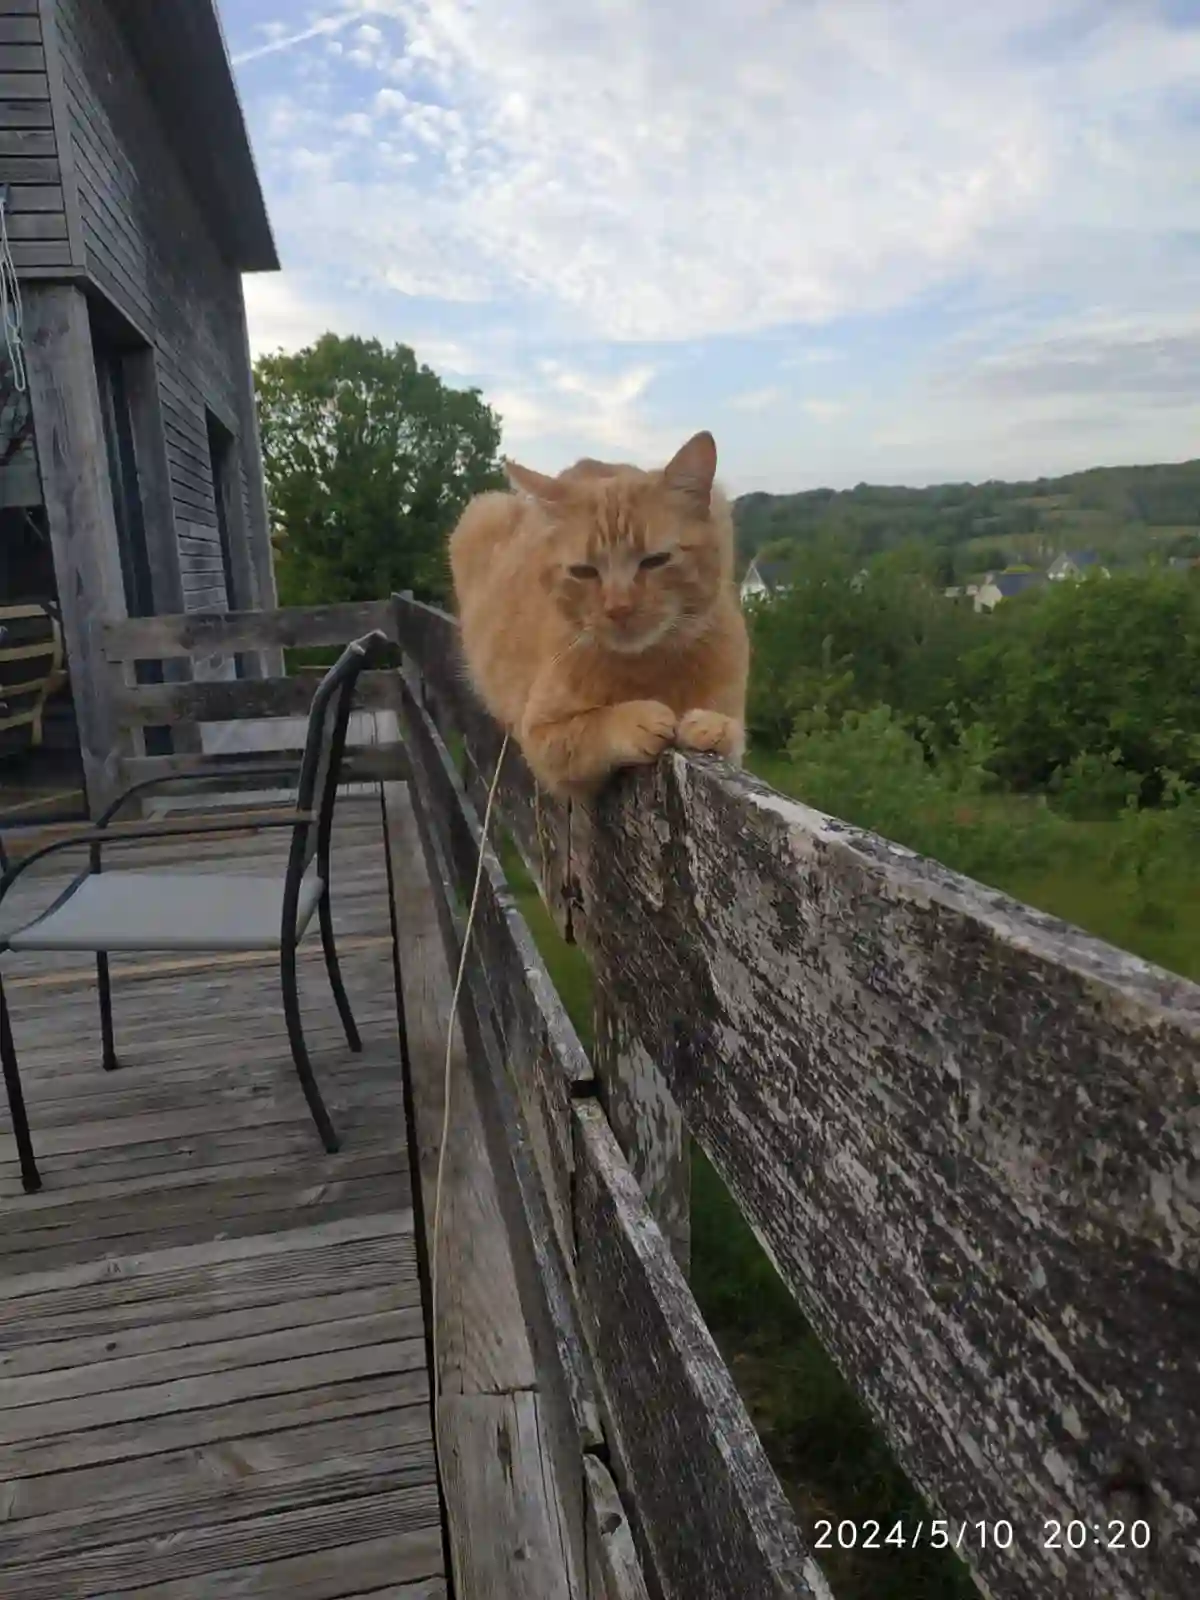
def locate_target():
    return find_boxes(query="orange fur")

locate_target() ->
[448,431,749,800]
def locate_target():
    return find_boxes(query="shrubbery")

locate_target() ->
[747,548,1200,810]
[747,552,1200,974]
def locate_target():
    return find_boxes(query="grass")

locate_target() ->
[747,750,1200,983]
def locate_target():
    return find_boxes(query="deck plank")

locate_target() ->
[0,797,445,1595]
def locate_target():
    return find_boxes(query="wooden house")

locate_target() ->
[0,0,279,819]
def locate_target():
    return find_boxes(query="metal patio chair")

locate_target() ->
[0,629,402,1193]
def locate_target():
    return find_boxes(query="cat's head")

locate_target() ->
[504,432,731,654]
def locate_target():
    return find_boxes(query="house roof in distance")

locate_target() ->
[989,571,1046,598]
[748,557,793,590]
[1049,549,1101,571]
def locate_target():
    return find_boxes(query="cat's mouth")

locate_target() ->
[598,614,675,653]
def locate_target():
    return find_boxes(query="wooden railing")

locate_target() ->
[100,600,408,801]
[391,591,1200,1600]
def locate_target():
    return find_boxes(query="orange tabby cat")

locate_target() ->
[448,430,748,800]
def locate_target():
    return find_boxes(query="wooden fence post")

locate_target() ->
[23,284,128,817]
[592,974,691,1275]
[573,788,691,1275]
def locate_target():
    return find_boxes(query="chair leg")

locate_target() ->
[97,953,120,1071]
[0,973,41,1193]
[281,942,340,1153]
[318,892,362,1053]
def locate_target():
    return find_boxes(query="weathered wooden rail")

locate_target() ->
[391,590,1200,1600]
[7,595,1196,1598]
[99,599,408,804]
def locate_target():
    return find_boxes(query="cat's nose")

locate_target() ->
[604,595,634,620]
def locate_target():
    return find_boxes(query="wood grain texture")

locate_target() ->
[0,126,52,151]
[0,799,445,1595]
[385,771,594,1596]
[592,961,690,1276]
[440,1393,576,1600]
[397,671,590,1270]
[575,752,1200,1600]
[106,600,397,662]
[573,1100,831,1600]
[121,742,410,788]
[583,1455,652,1600]
[113,668,396,725]
[21,282,129,814]
[395,602,829,1599]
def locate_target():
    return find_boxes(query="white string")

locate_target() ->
[430,731,509,1559]
[0,189,27,395]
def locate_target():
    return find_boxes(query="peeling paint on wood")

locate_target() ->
[593,976,690,1276]
[399,645,831,1600]
[574,1100,834,1600]
[393,597,1200,1599]
[577,750,1200,1600]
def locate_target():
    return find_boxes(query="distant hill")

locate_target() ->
[733,460,1200,582]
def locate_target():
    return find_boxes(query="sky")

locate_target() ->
[224,0,1200,495]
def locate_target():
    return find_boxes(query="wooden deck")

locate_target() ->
[0,796,446,1599]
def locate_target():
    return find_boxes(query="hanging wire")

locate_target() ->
[0,183,28,395]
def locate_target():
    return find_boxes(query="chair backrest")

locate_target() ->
[287,630,388,888]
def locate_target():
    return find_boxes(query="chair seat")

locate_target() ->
[7,865,325,953]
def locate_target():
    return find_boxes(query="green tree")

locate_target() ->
[744,543,984,750]
[255,334,506,605]
[964,572,1200,794]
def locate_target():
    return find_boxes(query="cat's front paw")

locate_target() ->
[609,699,677,765]
[676,708,744,761]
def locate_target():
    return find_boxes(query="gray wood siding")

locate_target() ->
[0,0,68,270]
[53,0,268,617]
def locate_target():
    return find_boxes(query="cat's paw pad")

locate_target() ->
[612,699,677,763]
[676,709,742,758]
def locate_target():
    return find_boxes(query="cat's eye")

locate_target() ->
[568,563,599,580]
[640,551,671,570]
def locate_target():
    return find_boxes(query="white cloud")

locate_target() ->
[242,272,380,358]
[494,361,681,465]
[235,0,1200,485]
[730,387,784,413]
[233,13,356,65]
[243,1,1199,346]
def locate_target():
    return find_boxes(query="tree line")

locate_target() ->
[255,332,1200,814]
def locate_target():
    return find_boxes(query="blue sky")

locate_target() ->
[224,0,1200,494]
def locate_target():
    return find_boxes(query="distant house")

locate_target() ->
[1167,555,1200,572]
[974,571,1046,613]
[1048,551,1108,581]
[740,556,793,604]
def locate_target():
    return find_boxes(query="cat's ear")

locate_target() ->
[505,458,567,505]
[663,431,717,508]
